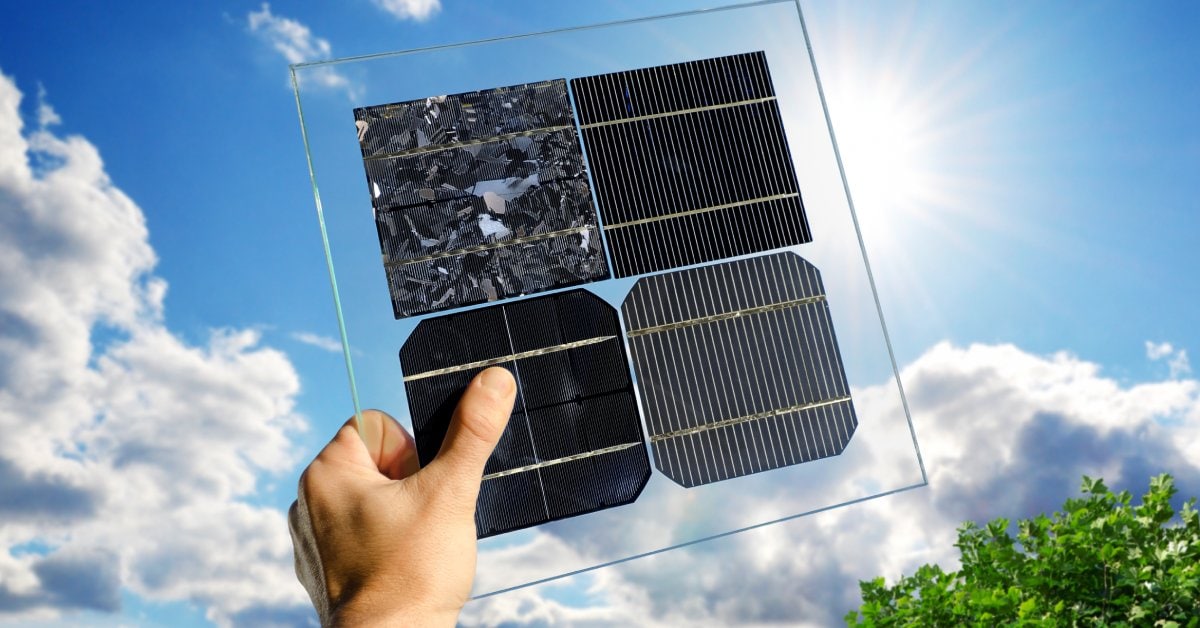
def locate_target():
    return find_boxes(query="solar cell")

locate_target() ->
[621,253,857,488]
[571,52,813,277]
[355,80,609,318]
[400,290,649,537]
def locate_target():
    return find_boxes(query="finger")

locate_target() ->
[357,409,421,480]
[312,410,396,475]
[312,417,377,474]
[425,367,516,494]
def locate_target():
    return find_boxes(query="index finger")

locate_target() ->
[315,409,421,480]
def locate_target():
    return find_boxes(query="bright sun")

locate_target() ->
[820,66,963,324]
[834,95,929,216]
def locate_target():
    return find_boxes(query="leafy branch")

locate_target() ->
[847,474,1200,626]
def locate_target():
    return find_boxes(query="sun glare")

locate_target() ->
[834,94,929,215]
[813,3,1028,298]
[822,67,960,327]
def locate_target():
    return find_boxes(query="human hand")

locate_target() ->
[289,367,517,627]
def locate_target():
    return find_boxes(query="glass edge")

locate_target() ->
[288,0,933,596]
[290,67,365,431]
[472,481,929,600]
[793,0,928,486]
[288,0,794,71]
[467,0,932,597]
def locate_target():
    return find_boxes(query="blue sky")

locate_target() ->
[0,1,1197,626]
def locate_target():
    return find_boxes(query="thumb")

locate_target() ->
[425,366,516,499]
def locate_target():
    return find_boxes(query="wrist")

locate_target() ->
[330,591,459,628]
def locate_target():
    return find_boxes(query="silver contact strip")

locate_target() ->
[578,96,778,129]
[482,442,643,481]
[402,335,618,382]
[626,294,826,338]
[648,396,852,449]
[383,226,592,268]
[603,193,800,230]
[363,125,575,161]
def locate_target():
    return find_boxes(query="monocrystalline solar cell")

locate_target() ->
[571,52,813,277]
[355,80,609,318]
[621,252,857,488]
[400,290,649,537]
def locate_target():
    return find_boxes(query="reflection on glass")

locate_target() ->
[292,0,925,598]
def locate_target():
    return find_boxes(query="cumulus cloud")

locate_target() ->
[371,0,441,21]
[246,3,355,98]
[0,70,313,626]
[1146,340,1191,379]
[465,342,1200,626]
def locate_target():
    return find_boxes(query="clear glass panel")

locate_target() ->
[292,0,925,598]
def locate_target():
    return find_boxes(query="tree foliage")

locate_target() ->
[848,474,1200,626]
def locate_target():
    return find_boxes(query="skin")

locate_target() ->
[289,367,517,627]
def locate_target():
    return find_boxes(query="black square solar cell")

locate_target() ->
[400,290,649,537]
[621,253,857,488]
[571,51,813,277]
[355,80,609,318]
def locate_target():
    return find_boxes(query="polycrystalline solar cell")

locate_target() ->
[355,80,609,318]
[621,252,857,488]
[400,289,649,537]
[571,51,813,278]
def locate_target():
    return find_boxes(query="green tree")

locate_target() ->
[847,474,1200,626]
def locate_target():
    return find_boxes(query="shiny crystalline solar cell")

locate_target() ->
[400,290,649,537]
[354,80,609,318]
[621,253,857,488]
[571,51,813,278]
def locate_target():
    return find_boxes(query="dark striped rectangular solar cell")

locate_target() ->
[400,290,649,537]
[621,253,857,488]
[355,80,609,318]
[571,52,812,277]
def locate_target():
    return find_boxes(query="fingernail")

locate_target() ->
[479,367,515,394]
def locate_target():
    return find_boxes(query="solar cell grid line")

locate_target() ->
[762,260,801,400]
[672,315,709,486]
[400,289,649,537]
[748,305,786,432]
[726,320,761,479]
[687,61,734,266]
[655,275,694,433]
[622,253,858,488]
[710,60,751,211]
[354,79,609,318]
[499,303,554,523]
[803,263,839,397]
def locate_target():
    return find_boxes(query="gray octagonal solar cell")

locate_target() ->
[621,252,857,488]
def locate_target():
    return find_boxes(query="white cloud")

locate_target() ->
[246,3,355,98]
[1146,340,1175,360]
[0,70,313,626]
[34,84,60,128]
[371,0,441,21]
[1146,340,1191,379]
[466,342,1200,626]
[6,56,1190,627]
[1171,352,1192,378]
[247,3,330,65]
[290,331,342,353]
